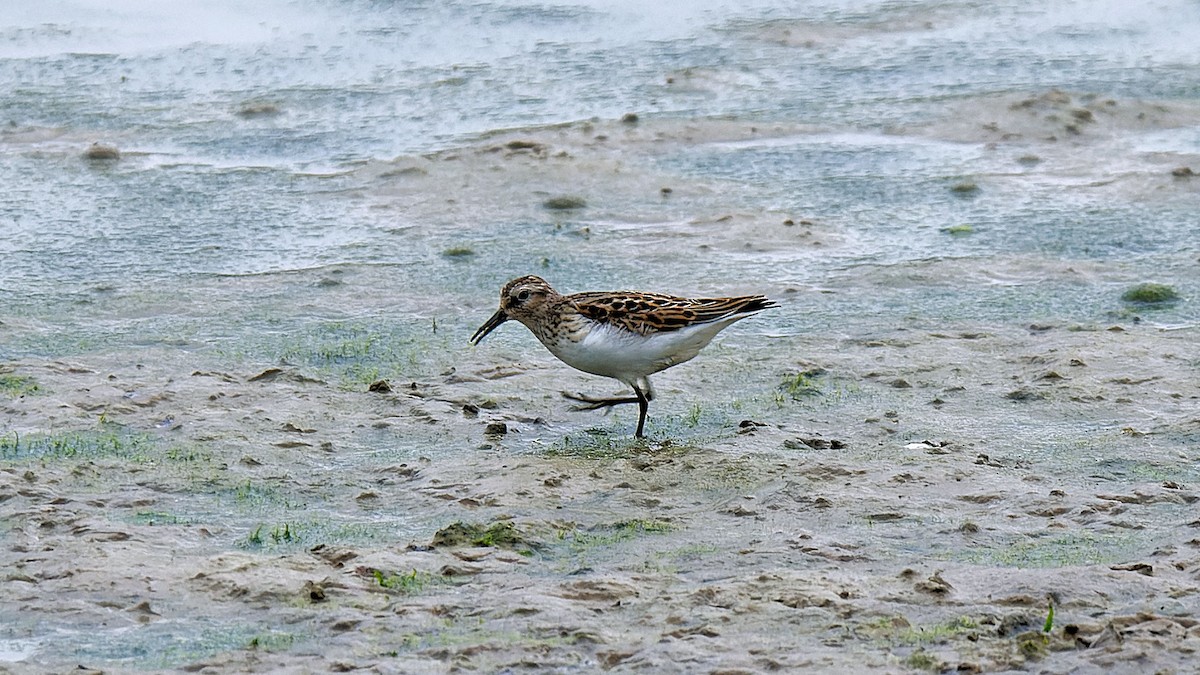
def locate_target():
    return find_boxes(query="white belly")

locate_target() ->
[538,316,748,385]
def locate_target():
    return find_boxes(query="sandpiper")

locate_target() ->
[470,275,776,438]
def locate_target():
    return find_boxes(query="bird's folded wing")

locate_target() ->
[571,292,776,334]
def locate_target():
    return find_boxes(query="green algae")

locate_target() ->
[431,520,536,551]
[0,428,157,461]
[1120,282,1179,304]
[0,374,40,397]
[860,614,983,647]
[557,518,675,551]
[370,568,456,594]
[542,428,649,458]
[955,530,1144,568]
[941,224,975,235]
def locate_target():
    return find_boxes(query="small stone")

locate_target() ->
[84,143,120,160]
[248,367,284,382]
[737,419,766,434]
[1109,562,1153,576]
[484,422,508,436]
[620,112,639,124]
[304,580,326,602]
[368,380,392,393]
[915,571,954,595]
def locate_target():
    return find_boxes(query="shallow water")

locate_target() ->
[3,0,1200,671]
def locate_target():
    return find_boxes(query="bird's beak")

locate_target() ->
[470,309,508,345]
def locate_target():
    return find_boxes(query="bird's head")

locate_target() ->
[469,275,558,344]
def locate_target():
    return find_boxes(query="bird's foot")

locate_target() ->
[561,391,640,412]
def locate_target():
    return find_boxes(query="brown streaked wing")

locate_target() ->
[569,291,776,335]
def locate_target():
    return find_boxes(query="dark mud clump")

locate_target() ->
[237,102,282,118]
[543,195,587,210]
[83,142,120,160]
[431,521,534,551]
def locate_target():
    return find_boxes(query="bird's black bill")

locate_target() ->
[470,309,508,344]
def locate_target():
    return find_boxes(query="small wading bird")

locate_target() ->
[469,275,776,438]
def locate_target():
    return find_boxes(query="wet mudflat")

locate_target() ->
[3,1,1200,673]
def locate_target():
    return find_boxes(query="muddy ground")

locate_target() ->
[2,90,1200,673]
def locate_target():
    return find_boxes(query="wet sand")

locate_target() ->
[3,314,1199,673]
[3,89,1200,672]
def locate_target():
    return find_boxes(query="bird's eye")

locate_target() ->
[516,289,531,302]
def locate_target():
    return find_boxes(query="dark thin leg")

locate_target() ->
[562,381,652,438]
[562,391,640,410]
[632,384,649,438]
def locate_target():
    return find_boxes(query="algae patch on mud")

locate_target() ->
[221,320,454,388]
[1120,282,1179,305]
[365,567,458,595]
[550,519,678,567]
[859,614,984,647]
[540,429,655,459]
[776,369,827,400]
[542,195,587,210]
[0,373,40,397]
[68,623,303,670]
[431,521,537,553]
[442,246,476,258]
[954,531,1145,568]
[556,519,675,551]
[0,427,157,461]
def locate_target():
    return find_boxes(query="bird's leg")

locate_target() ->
[632,382,650,438]
[562,377,653,438]
[562,391,640,411]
